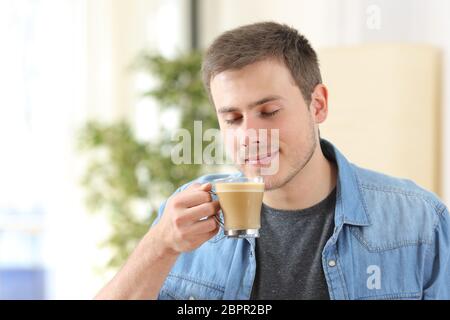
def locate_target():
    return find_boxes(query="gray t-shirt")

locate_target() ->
[250,187,336,300]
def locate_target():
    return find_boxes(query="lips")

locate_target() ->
[245,150,279,165]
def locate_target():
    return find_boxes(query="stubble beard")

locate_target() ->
[264,119,317,191]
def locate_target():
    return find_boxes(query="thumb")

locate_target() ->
[187,182,201,190]
[198,182,212,192]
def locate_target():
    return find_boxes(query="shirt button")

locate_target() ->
[328,259,336,267]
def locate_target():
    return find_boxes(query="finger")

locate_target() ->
[207,224,220,238]
[175,189,212,208]
[186,182,211,191]
[184,200,221,221]
[186,182,201,190]
[198,182,212,192]
[188,216,218,235]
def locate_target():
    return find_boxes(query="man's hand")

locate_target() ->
[152,182,221,254]
[95,182,221,300]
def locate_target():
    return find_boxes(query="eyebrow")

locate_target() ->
[217,95,283,114]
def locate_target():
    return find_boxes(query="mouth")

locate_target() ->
[245,150,279,166]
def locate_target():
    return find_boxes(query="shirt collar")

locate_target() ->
[320,139,371,227]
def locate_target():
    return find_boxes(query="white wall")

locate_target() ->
[199,0,450,205]
[0,0,191,299]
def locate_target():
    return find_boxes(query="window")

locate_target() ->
[0,0,86,299]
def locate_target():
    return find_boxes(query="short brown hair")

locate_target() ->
[202,21,322,105]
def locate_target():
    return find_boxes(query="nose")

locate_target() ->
[237,116,261,148]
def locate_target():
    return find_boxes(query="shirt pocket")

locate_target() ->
[158,274,225,300]
[346,226,426,300]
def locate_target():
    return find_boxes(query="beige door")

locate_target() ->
[318,44,441,195]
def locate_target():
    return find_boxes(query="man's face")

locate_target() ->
[210,58,322,191]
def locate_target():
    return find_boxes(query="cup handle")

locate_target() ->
[213,214,225,228]
[208,190,225,228]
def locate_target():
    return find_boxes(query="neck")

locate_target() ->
[263,141,337,210]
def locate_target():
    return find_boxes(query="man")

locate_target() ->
[96,22,450,300]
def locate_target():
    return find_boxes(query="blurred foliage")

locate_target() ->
[77,51,218,270]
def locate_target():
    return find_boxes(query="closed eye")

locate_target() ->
[260,109,280,118]
[223,110,280,125]
[224,117,242,125]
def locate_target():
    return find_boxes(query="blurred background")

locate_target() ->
[0,0,449,299]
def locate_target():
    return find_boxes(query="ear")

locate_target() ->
[309,84,328,124]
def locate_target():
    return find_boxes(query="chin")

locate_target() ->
[261,172,284,191]
[263,162,300,191]
[237,163,284,190]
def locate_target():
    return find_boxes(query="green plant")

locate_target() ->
[77,51,218,270]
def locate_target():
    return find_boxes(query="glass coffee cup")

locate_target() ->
[210,176,264,238]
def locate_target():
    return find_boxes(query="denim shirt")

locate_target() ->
[154,139,450,300]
